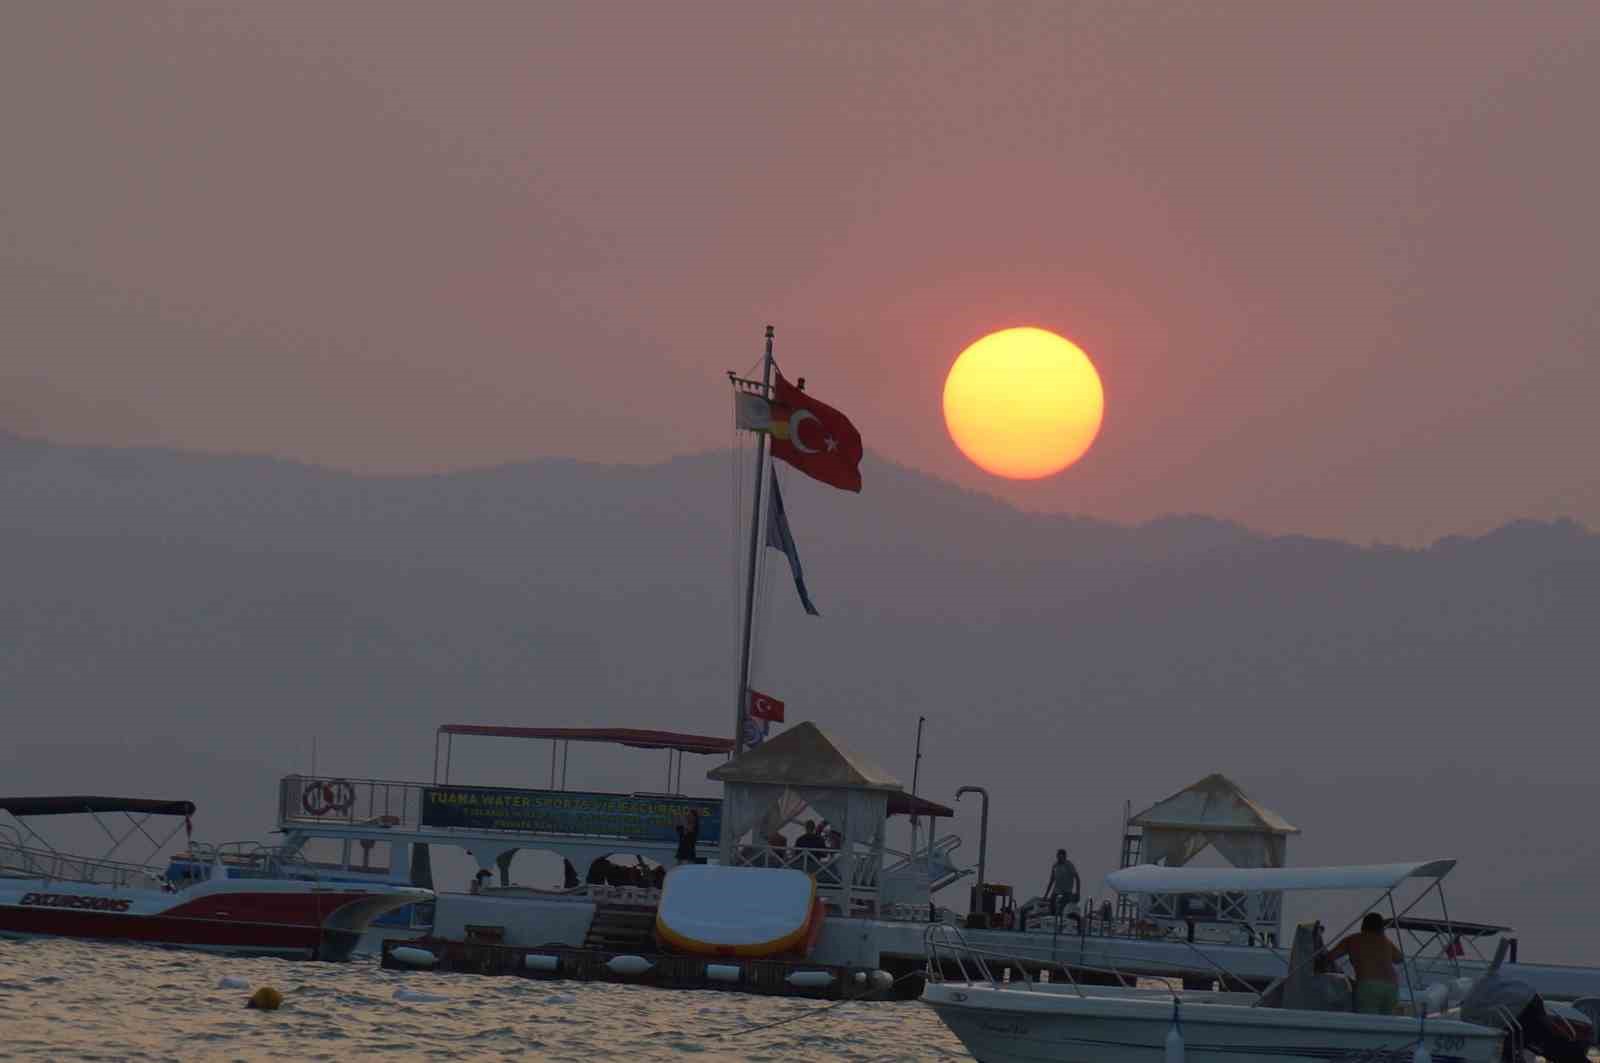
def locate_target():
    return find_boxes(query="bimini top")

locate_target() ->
[437,725,733,757]
[0,796,197,817]
[1107,860,1457,895]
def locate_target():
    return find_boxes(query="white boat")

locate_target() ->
[922,860,1518,1063]
[0,795,431,960]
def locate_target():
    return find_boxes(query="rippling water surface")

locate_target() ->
[0,937,974,1061]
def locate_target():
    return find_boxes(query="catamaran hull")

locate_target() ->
[0,879,429,960]
[922,984,1504,1063]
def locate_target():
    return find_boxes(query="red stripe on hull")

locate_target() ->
[161,890,354,925]
[0,904,324,958]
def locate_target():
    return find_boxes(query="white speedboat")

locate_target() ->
[0,795,431,960]
[921,978,1503,1062]
[922,860,1515,1063]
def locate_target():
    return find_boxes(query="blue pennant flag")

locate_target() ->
[765,475,820,616]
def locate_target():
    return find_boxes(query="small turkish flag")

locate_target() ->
[749,689,786,723]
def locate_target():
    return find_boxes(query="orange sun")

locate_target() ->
[942,327,1105,479]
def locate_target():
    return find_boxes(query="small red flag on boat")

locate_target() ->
[749,689,786,723]
[769,372,863,493]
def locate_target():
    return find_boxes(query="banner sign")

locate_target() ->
[420,785,721,844]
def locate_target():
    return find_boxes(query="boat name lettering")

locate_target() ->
[975,1018,1028,1036]
[420,786,721,843]
[19,892,132,912]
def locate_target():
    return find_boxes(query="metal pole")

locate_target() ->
[910,715,926,851]
[957,786,990,920]
[732,325,775,756]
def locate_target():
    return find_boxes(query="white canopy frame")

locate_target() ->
[1110,859,1469,1008]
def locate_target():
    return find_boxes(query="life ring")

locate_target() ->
[302,779,356,816]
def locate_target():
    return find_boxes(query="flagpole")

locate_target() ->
[733,325,775,757]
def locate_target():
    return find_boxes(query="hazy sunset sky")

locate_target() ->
[4,2,1597,543]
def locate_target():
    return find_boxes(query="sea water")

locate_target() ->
[0,937,973,1060]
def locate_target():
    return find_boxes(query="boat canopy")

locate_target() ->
[887,792,955,819]
[1392,917,1509,938]
[436,725,733,756]
[1107,859,1457,894]
[0,796,197,817]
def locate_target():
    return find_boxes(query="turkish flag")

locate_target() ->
[749,689,786,723]
[769,372,863,492]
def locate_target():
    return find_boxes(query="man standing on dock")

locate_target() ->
[1045,849,1081,922]
[674,809,701,866]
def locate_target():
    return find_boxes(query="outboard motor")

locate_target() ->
[1457,939,1588,1062]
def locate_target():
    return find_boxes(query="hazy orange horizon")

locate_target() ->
[3,2,1598,545]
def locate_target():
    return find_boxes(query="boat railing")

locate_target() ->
[0,835,166,890]
[279,775,425,831]
[178,840,307,879]
[730,843,881,891]
[925,921,1183,1002]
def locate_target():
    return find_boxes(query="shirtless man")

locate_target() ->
[1325,913,1403,1014]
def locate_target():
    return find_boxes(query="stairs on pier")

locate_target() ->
[584,903,659,952]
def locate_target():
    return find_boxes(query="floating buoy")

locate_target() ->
[524,954,560,973]
[394,988,449,1004]
[785,970,834,989]
[246,986,283,1011]
[391,946,437,968]
[1165,998,1184,1063]
[218,976,251,990]
[705,964,741,984]
[605,955,653,976]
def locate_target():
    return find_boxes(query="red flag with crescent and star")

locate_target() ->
[769,372,863,493]
[749,688,786,723]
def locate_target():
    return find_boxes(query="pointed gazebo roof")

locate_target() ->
[707,721,903,792]
[1130,772,1299,835]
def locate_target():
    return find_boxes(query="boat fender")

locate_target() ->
[218,976,251,990]
[524,954,560,973]
[786,970,834,988]
[246,987,284,1011]
[391,946,438,968]
[870,970,893,990]
[705,964,741,983]
[606,955,653,976]
[1412,1045,1431,1063]
[394,988,449,1004]
[853,971,866,984]
[1164,998,1184,1063]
